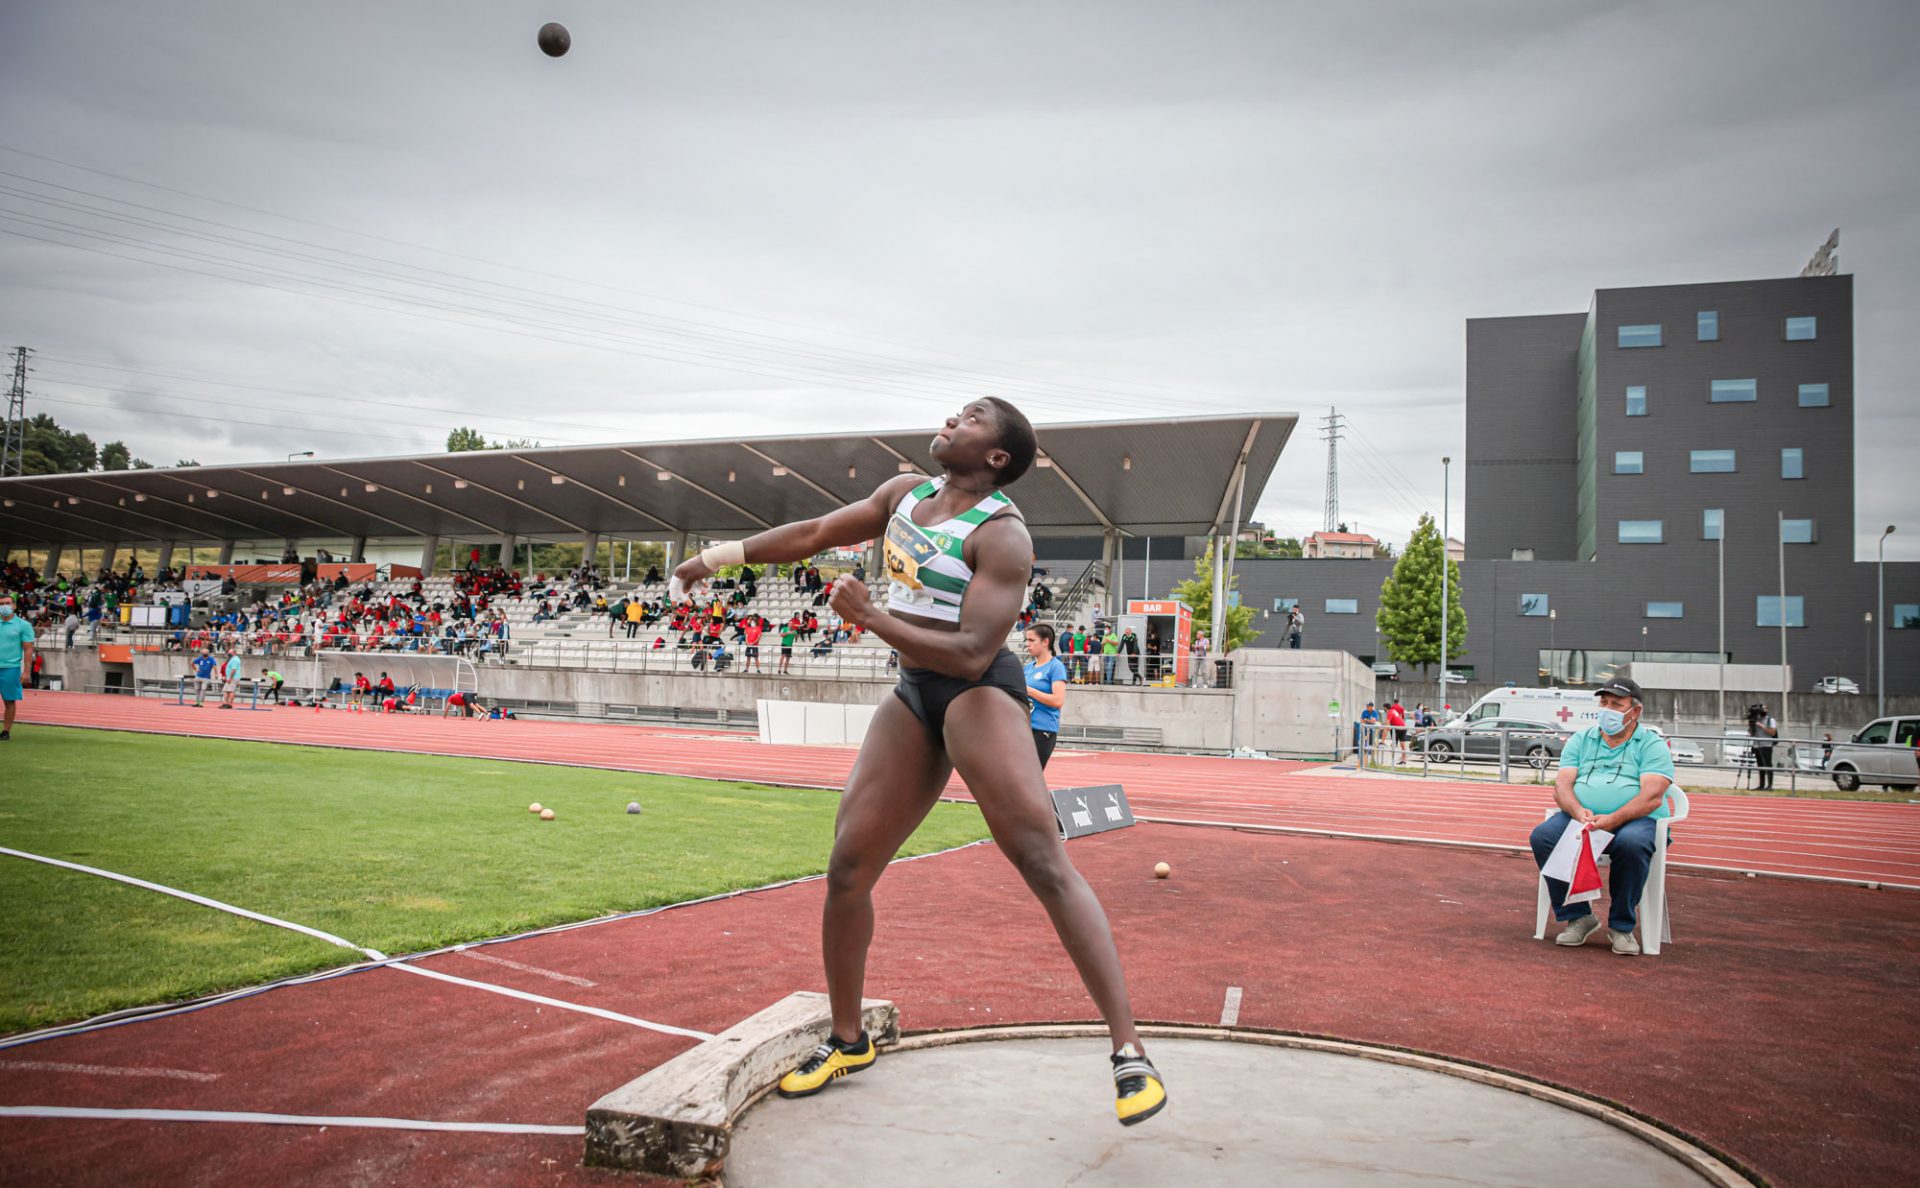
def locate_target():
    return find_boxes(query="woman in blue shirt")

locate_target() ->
[1023,624,1068,769]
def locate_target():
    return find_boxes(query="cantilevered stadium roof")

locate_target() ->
[0,412,1295,545]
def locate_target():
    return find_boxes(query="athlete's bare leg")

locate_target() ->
[821,694,953,1042]
[942,685,1142,1054]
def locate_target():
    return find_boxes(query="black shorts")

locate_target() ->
[745,645,759,656]
[1032,729,1057,769]
[894,649,1029,737]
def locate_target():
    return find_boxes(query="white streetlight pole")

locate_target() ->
[1717,513,1726,732]
[1548,607,1557,685]
[1778,511,1788,731]
[1439,456,1451,710]
[1880,525,1896,718]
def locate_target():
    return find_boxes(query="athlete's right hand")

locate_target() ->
[668,557,713,605]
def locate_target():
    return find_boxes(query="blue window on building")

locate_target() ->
[1785,316,1817,341]
[1710,378,1757,402]
[1324,598,1358,615]
[1618,520,1664,544]
[1617,324,1663,348]
[1798,383,1830,407]
[1782,448,1804,479]
[1614,451,1644,474]
[1625,385,1647,416]
[1781,519,1816,544]
[1690,449,1736,473]
[1273,598,1298,613]
[1697,311,1719,341]
[1703,508,1723,540]
[1646,602,1685,619]
[1757,596,1805,628]
[1519,594,1549,617]
[1895,604,1920,629]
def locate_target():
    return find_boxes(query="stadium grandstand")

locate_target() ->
[1,413,1371,748]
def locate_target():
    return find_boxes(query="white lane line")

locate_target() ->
[1220,986,1242,1028]
[0,1105,581,1135]
[453,947,596,988]
[0,1060,219,1083]
[390,964,714,1040]
[0,847,386,961]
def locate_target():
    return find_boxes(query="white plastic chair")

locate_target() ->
[1533,786,1689,956]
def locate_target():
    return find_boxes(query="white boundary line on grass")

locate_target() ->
[0,1105,582,1135]
[389,965,714,1040]
[0,846,388,960]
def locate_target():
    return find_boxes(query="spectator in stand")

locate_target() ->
[63,610,81,649]
[743,617,764,672]
[1101,627,1120,685]
[1120,628,1142,685]
[625,598,644,639]
[262,667,285,705]
[1190,631,1210,688]
[0,593,35,741]
[779,618,796,673]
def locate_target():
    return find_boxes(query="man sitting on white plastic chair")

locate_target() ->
[1528,676,1674,956]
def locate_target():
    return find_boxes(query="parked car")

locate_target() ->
[1828,717,1920,791]
[1440,670,1469,684]
[1644,725,1705,765]
[1414,718,1567,769]
[1813,676,1860,695]
[1371,662,1399,681]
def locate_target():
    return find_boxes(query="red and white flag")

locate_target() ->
[1543,819,1614,905]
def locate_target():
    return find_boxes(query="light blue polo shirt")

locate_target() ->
[1024,656,1067,733]
[1557,724,1677,817]
[0,615,35,668]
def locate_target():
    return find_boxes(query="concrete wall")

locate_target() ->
[1230,648,1377,759]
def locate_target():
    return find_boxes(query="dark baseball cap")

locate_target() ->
[1594,677,1644,703]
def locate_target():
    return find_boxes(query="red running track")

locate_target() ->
[22,692,1920,889]
[3,824,1917,1187]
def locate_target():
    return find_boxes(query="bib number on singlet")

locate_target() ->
[884,514,940,591]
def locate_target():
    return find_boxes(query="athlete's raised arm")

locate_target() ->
[669,473,923,601]
[826,513,1030,681]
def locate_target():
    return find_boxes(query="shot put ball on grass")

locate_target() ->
[540,808,556,821]
[626,802,642,815]
[537,22,570,57]
[529,802,543,814]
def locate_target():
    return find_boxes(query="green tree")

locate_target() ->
[446,426,490,452]
[1170,541,1261,652]
[1376,513,1464,675]
[20,414,97,475]
[99,441,131,471]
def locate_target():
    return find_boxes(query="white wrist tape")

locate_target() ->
[698,541,746,569]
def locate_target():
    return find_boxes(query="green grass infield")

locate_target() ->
[0,727,990,1034]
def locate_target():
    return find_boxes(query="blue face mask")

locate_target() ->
[0,606,13,619]
[1597,707,1629,735]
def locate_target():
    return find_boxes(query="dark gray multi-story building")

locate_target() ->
[1105,271,1920,694]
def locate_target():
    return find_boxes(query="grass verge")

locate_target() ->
[0,727,989,1033]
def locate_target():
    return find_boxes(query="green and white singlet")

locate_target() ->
[882,477,1013,623]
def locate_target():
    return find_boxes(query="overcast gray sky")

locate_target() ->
[2,0,1915,557]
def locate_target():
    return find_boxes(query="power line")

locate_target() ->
[0,160,1258,420]
[0,142,1256,407]
[0,214,1195,425]
[25,393,442,447]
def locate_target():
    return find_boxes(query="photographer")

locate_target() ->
[1748,702,1779,790]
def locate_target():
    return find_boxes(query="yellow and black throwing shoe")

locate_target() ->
[1112,1043,1167,1126]
[777,1031,876,1098]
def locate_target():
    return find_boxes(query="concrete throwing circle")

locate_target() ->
[726,1035,1729,1187]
